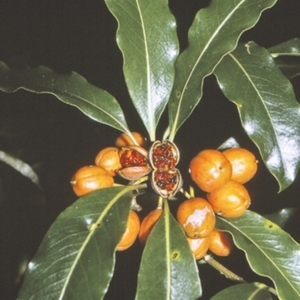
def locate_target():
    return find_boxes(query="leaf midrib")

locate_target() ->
[227,52,285,172]
[170,0,245,140]
[135,0,154,139]
[7,82,129,134]
[58,185,140,300]
[221,217,300,297]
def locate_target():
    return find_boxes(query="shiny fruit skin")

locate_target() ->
[187,236,210,260]
[71,165,114,197]
[115,132,146,147]
[209,230,233,257]
[139,208,163,245]
[177,197,216,239]
[117,211,140,251]
[223,148,258,183]
[189,149,232,193]
[95,147,122,176]
[208,180,251,218]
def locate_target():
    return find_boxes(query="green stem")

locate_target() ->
[157,196,164,208]
[179,186,195,199]
[189,186,195,198]
[162,126,170,141]
[179,188,191,199]
[267,287,278,297]
[130,175,149,185]
[203,254,246,283]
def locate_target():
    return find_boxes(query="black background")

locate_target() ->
[0,0,300,299]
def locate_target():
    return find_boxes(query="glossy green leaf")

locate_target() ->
[105,0,179,141]
[272,57,300,79]
[168,0,278,141]
[17,185,145,300]
[135,200,201,300]
[214,42,300,191]
[217,137,240,150]
[268,38,300,78]
[0,61,131,134]
[268,38,300,57]
[216,210,300,300]
[210,282,273,300]
[265,208,298,229]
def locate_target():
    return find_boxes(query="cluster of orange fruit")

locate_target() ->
[70,132,148,197]
[70,132,257,258]
[122,147,257,259]
[70,132,153,251]
[175,148,258,259]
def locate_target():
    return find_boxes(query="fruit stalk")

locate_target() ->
[203,254,246,283]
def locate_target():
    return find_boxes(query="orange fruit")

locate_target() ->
[223,148,258,183]
[208,180,251,218]
[117,211,140,251]
[95,147,122,176]
[187,236,210,260]
[189,149,232,192]
[115,132,146,147]
[71,165,114,197]
[139,208,163,245]
[177,197,216,239]
[208,230,233,257]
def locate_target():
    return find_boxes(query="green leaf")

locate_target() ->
[216,210,300,300]
[105,0,179,141]
[272,57,300,79]
[268,39,300,78]
[168,0,278,141]
[268,38,300,57]
[210,282,273,300]
[214,42,300,191]
[217,137,240,150]
[265,208,298,229]
[17,185,145,300]
[0,61,131,134]
[135,200,201,300]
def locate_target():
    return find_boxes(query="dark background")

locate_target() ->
[0,0,299,299]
